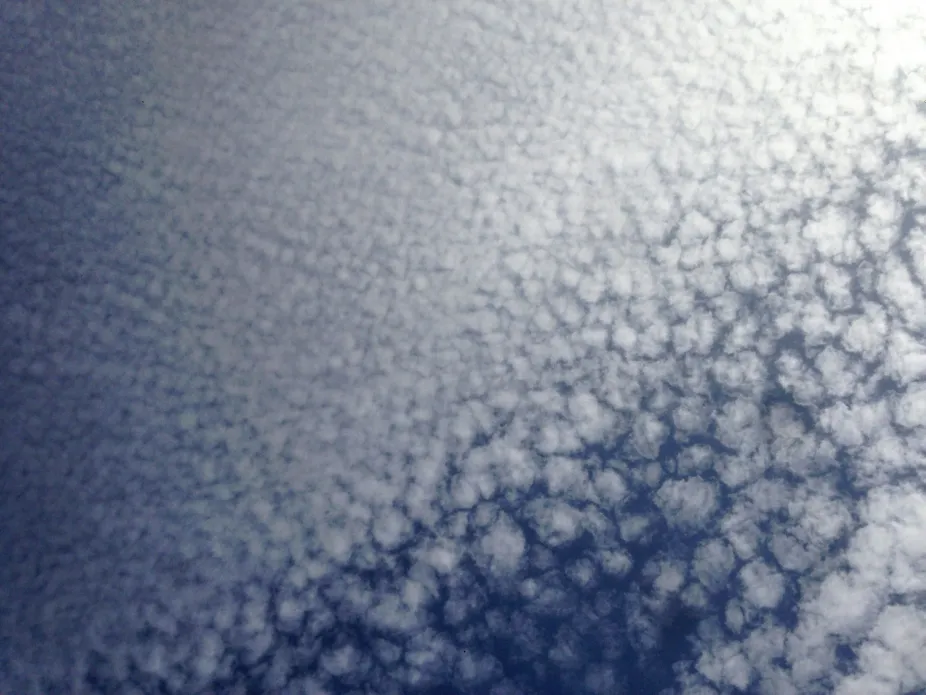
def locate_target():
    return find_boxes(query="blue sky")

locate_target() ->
[2,1,926,693]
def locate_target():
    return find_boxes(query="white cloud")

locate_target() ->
[739,560,785,610]
[697,644,753,691]
[851,606,926,693]
[600,549,633,577]
[655,477,718,527]
[631,412,668,459]
[653,560,687,596]
[693,539,737,592]
[479,513,526,575]
[894,384,926,431]
[594,468,629,506]
[5,0,926,693]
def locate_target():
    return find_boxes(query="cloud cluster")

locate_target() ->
[2,0,926,693]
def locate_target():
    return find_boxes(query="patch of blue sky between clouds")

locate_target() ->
[2,0,926,693]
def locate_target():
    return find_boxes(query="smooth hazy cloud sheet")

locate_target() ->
[2,0,926,694]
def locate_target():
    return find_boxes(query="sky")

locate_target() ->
[2,0,926,693]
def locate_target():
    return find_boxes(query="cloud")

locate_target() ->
[2,0,926,693]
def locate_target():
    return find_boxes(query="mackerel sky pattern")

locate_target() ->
[2,1,926,693]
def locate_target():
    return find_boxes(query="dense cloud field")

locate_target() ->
[2,1,926,693]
